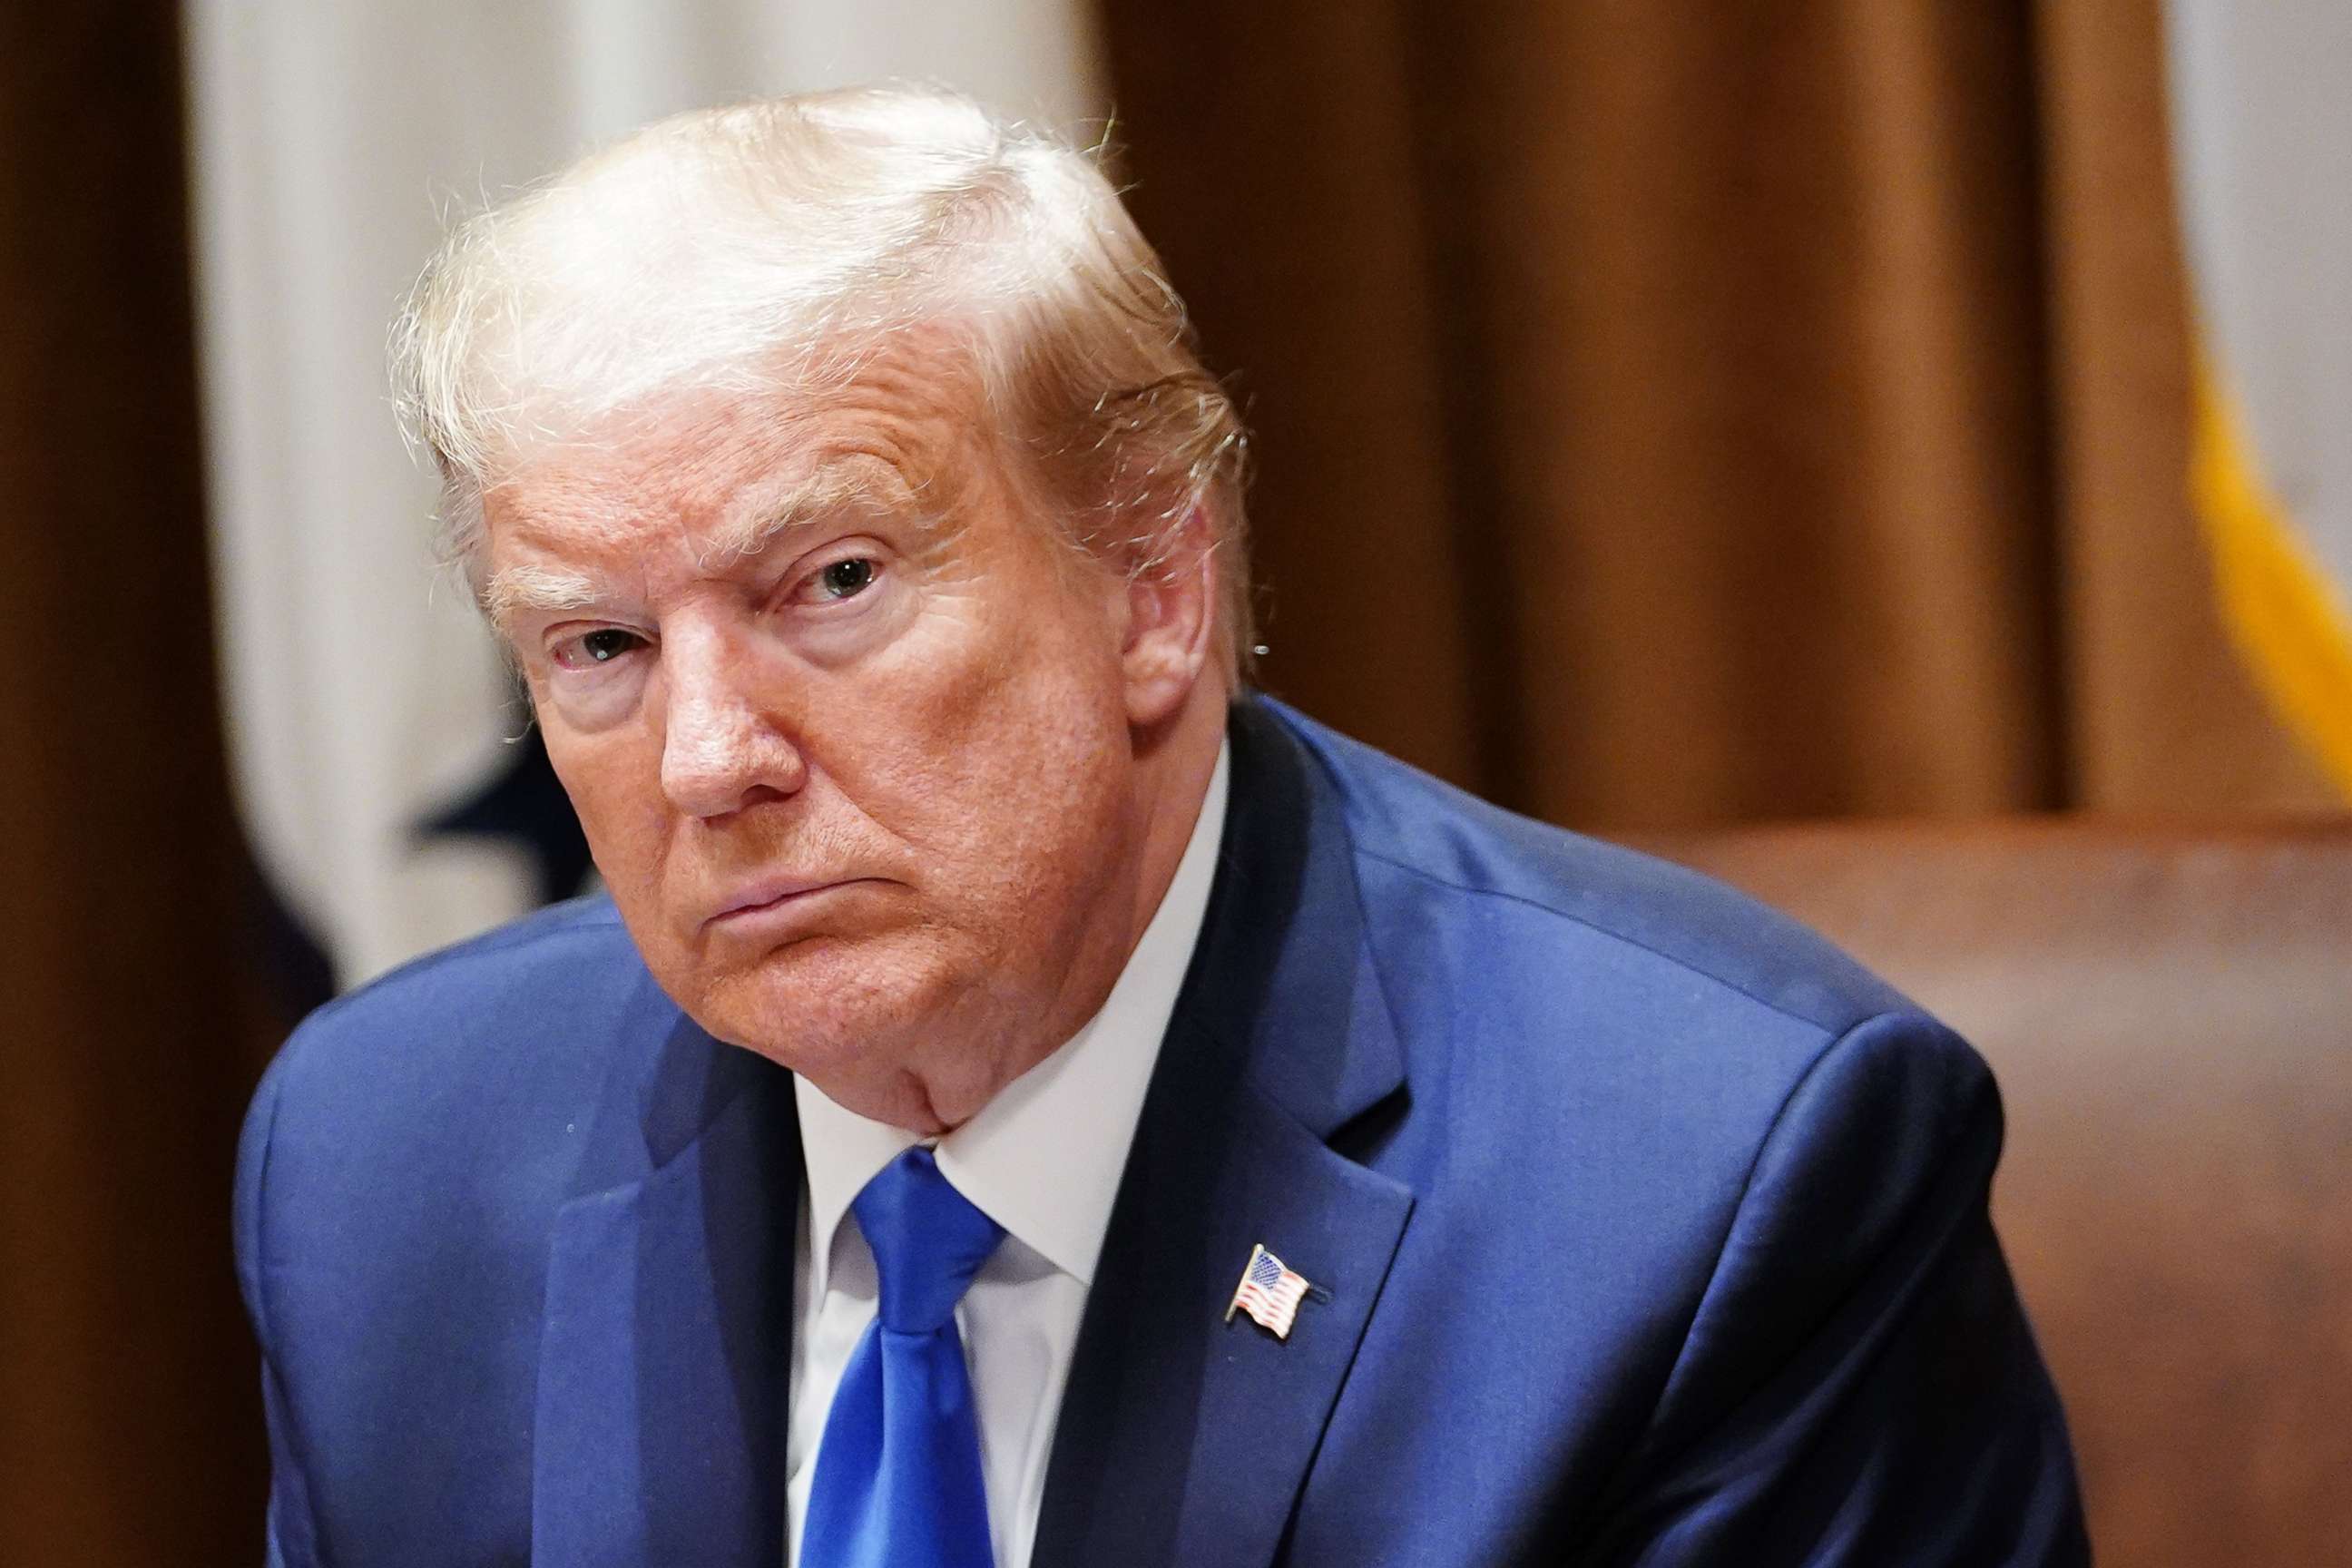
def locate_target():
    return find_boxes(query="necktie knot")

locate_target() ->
[806,1145,1003,1567]
[854,1146,1004,1334]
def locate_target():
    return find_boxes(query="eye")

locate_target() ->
[550,627,649,671]
[810,556,877,602]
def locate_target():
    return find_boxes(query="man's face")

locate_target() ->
[483,360,1164,1129]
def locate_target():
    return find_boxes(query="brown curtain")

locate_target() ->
[0,4,272,1563]
[1097,0,2339,828]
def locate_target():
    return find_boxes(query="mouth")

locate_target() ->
[702,875,884,932]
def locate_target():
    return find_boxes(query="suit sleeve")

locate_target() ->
[235,1046,327,1568]
[1583,1009,2090,1566]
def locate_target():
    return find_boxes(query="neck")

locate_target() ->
[809,681,1231,1135]
[1120,677,1230,958]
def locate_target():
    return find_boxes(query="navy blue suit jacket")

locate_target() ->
[236,698,2087,1565]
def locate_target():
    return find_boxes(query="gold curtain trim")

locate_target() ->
[2189,358,2352,798]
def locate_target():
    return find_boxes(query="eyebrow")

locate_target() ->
[480,455,939,635]
[482,562,605,633]
[697,456,934,568]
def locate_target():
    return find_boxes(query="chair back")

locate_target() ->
[1647,821,2352,1568]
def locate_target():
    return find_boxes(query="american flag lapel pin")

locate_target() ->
[1226,1242,1326,1340]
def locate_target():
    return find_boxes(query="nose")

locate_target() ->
[656,622,808,820]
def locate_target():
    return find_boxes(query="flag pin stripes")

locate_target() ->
[1225,1243,1324,1339]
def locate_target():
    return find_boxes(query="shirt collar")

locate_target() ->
[795,740,1230,1291]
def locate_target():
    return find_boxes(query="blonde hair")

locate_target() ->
[392,84,1252,669]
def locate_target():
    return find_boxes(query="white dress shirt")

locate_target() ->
[786,744,1230,1568]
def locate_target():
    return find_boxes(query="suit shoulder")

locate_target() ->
[1269,701,1912,1037]
[302,893,636,1027]
[233,901,652,1548]
[279,892,640,1060]
[244,896,653,1201]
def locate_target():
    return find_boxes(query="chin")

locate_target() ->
[676,924,983,1080]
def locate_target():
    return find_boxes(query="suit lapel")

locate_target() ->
[533,994,800,1568]
[1032,701,1418,1568]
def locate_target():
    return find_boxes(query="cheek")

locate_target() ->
[544,727,669,891]
[896,623,1134,918]
[887,586,1124,794]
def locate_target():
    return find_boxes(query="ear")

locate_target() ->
[1120,509,1218,728]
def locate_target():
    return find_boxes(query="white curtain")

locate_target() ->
[185,1,1105,986]
[2165,0,2352,795]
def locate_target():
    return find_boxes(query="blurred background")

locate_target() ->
[2,1,2346,1563]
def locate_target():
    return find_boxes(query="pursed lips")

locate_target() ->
[701,873,878,931]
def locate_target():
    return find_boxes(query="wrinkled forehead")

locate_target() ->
[472,346,1008,614]
[504,317,1002,494]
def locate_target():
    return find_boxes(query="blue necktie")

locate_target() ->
[803,1146,1005,1568]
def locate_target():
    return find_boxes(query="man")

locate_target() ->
[235,86,2087,1567]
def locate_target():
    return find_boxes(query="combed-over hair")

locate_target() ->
[391,84,1252,670]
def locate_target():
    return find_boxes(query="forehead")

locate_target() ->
[481,354,993,570]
